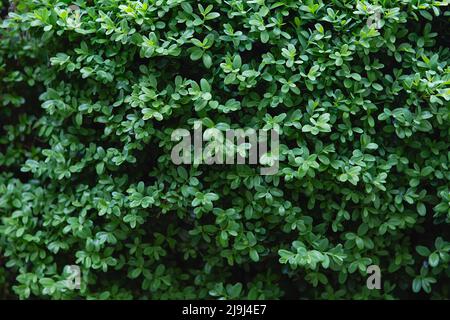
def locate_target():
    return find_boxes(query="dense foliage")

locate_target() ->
[0,0,449,300]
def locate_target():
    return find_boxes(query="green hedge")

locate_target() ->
[0,0,449,300]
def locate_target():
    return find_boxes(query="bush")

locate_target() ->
[0,0,449,300]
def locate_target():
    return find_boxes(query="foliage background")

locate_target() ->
[0,0,449,299]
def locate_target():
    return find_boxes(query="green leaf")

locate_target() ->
[416,246,430,257]
[249,249,259,262]
[417,202,426,216]
[428,252,439,267]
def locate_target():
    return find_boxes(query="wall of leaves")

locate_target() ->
[0,0,449,299]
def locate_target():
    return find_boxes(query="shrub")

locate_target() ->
[0,0,449,300]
